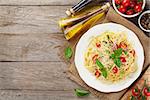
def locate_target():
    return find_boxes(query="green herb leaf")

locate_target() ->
[135,88,139,92]
[96,59,104,69]
[124,51,127,55]
[141,95,146,100]
[114,48,123,57]
[96,59,107,78]
[148,87,150,92]
[114,58,121,68]
[65,47,72,59]
[101,68,107,78]
[131,95,135,100]
[110,54,115,59]
[74,89,90,97]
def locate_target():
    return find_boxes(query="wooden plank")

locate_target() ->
[0,90,98,100]
[0,33,67,61]
[0,0,149,6]
[0,5,149,35]
[0,0,79,6]
[0,61,97,99]
[0,6,70,34]
[0,62,79,90]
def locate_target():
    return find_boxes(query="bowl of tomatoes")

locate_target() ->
[112,0,146,18]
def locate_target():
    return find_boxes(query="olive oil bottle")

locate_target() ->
[66,0,110,16]
[59,3,110,40]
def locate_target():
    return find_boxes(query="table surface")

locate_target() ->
[0,0,149,100]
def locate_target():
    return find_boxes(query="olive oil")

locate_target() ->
[59,3,110,40]
[64,12,105,40]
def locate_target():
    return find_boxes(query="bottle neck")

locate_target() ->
[72,0,93,12]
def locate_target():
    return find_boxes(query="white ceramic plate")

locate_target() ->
[75,23,144,93]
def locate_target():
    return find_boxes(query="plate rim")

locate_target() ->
[74,22,144,93]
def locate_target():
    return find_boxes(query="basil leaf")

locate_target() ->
[96,59,107,78]
[141,95,146,100]
[65,47,72,59]
[131,95,135,100]
[96,59,104,69]
[114,58,121,68]
[114,48,123,57]
[148,87,150,92]
[75,89,90,97]
[135,88,139,92]
[101,68,107,78]
[124,51,127,55]
[110,54,115,59]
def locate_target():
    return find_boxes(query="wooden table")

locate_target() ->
[0,0,149,100]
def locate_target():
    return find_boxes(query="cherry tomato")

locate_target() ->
[143,87,150,96]
[129,50,135,56]
[112,66,118,74]
[96,43,101,48]
[130,1,136,8]
[134,4,142,13]
[122,0,130,7]
[137,0,143,6]
[115,0,122,5]
[92,54,98,63]
[95,69,101,77]
[126,9,134,15]
[118,5,126,13]
[132,87,140,96]
[120,57,126,62]
[117,42,127,49]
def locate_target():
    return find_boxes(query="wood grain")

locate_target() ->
[0,62,78,90]
[0,90,97,100]
[0,6,70,34]
[0,33,68,61]
[0,61,98,99]
[0,0,79,6]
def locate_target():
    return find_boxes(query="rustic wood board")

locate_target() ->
[0,33,68,61]
[0,6,71,34]
[0,0,79,5]
[0,0,149,100]
[121,65,150,100]
[0,90,97,100]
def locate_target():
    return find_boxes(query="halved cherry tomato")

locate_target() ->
[95,69,101,77]
[130,1,136,8]
[134,4,142,13]
[118,5,126,13]
[112,66,118,74]
[122,0,130,7]
[115,0,122,5]
[120,57,126,62]
[117,42,127,49]
[92,54,98,63]
[126,9,134,15]
[132,87,140,96]
[129,50,135,56]
[96,43,101,48]
[143,87,150,96]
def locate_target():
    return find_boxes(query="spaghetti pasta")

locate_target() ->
[84,31,137,83]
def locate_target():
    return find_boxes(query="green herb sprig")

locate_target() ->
[96,59,107,78]
[65,47,73,59]
[74,88,90,97]
[110,48,123,68]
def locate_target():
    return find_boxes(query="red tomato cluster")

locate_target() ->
[132,86,150,98]
[115,0,143,15]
